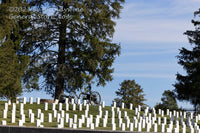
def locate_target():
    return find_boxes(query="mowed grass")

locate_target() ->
[0,101,199,132]
[0,101,137,130]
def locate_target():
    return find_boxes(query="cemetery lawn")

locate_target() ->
[0,101,199,132]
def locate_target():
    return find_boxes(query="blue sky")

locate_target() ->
[23,0,200,108]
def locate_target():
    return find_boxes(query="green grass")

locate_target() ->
[0,101,199,132]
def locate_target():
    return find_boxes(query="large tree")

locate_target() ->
[0,0,29,100]
[154,90,178,111]
[174,9,200,111]
[114,80,146,108]
[21,0,124,99]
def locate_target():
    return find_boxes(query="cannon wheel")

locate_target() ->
[58,94,67,103]
[68,92,78,104]
[91,91,101,105]
[79,92,90,105]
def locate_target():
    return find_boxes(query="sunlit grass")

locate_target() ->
[0,101,199,132]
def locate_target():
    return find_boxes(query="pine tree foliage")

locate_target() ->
[0,0,29,100]
[114,80,146,108]
[174,9,200,111]
[21,0,125,99]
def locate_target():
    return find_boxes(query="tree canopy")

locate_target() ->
[114,80,146,108]
[174,9,200,111]
[20,0,125,99]
[0,0,29,100]
[154,90,178,111]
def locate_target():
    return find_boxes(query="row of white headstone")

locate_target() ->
[1,97,200,133]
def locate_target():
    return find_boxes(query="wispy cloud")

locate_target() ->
[113,0,199,43]
[114,62,180,72]
[121,49,178,56]
[113,73,175,79]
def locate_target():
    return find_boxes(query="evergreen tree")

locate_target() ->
[174,9,200,111]
[21,0,125,99]
[154,90,178,110]
[114,80,146,108]
[0,0,29,100]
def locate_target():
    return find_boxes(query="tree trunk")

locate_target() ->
[54,17,67,100]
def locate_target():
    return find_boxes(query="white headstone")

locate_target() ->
[112,123,116,131]
[137,122,142,132]
[190,127,194,133]
[36,97,40,104]
[66,103,69,111]
[135,108,138,115]
[53,110,57,118]
[81,115,85,123]
[57,113,61,122]
[113,101,116,108]
[40,113,44,122]
[30,113,34,123]
[118,118,122,127]
[61,110,65,118]
[44,102,48,111]
[86,118,90,128]
[23,97,27,104]
[166,109,169,115]
[89,115,93,123]
[129,123,134,131]
[1,120,6,125]
[154,123,157,132]
[83,100,87,106]
[18,120,23,126]
[77,99,81,105]
[3,110,7,118]
[29,97,33,104]
[121,123,125,131]
[48,113,52,122]
[99,110,102,118]
[90,123,94,130]
[102,101,105,108]
[71,98,75,104]
[95,117,100,127]
[158,117,161,125]
[37,109,41,118]
[28,109,32,118]
[73,104,76,111]
[126,118,130,128]
[54,99,59,104]
[161,124,165,132]
[4,103,8,111]
[59,118,64,128]
[58,103,62,111]
[121,102,124,109]
[21,114,25,123]
[103,118,107,127]
[85,110,88,118]
[36,119,41,127]
[52,103,56,110]
[65,113,69,123]
[182,126,186,133]
[68,118,73,128]
[72,123,77,129]
[73,114,77,123]
[11,111,15,123]
[12,103,16,111]
[65,98,69,104]
[7,99,11,105]
[78,119,82,128]
[130,103,133,110]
